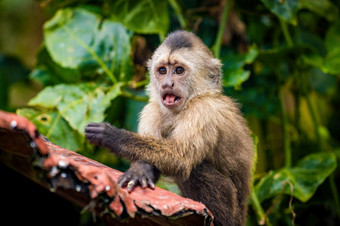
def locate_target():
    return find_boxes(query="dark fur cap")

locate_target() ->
[163,30,214,57]
[163,30,193,52]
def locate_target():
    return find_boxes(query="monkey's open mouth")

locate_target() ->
[162,93,181,106]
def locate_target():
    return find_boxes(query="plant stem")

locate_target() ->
[280,90,292,168]
[168,0,187,28]
[127,79,148,89]
[329,173,340,218]
[121,90,149,102]
[251,190,271,226]
[279,18,293,168]
[280,20,293,47]
[213,0,232,58]
[305,93,321,145]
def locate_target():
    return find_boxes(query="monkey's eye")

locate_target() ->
[175,67,185,75]
[158,67,167,75]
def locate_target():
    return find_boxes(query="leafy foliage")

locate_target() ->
[44,8,133,83]
[1,0,339,224]
[110,0,169,36]
[255,152,336,203]
[222,45,258,88]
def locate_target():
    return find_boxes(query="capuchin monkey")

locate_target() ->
[85,30,254,226]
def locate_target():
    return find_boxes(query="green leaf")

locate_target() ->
[244,47,259,64]
[223,46,258,88]
[308,69,337,95]
[44,8,133,83]
[30,47,80,86]
[255,152,337,203]
[323,49,340,74]
[300,0,338,21]
[17,108,83,151]
[110,0,169,36]
[124,90,147,132]
[302,51,340,75]
[301,54,324,70]
[102,22,134,82]
[224,69,250,88]
[302,22,340,75]
[325,21,340,54]
[28,86,62,108]
[28,83,121,135]
[261,0,299,25]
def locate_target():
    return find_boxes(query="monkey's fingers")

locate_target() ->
[84,132,101,145]
[117,175,131,187]
[84,123,109,146]
[139,178,148,189]
[86,122,100,127]
[127,180,137,192]
[85,123,105,134]
[118,175,139,192]
[147,180,155,189]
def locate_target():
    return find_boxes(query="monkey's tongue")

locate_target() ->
[165,94,176,104]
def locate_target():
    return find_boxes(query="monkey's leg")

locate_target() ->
[177,162,240,226]
[118,160,160,192]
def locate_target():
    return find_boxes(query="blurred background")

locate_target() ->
[1,0,340,225]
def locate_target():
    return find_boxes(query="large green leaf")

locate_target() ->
[110,0,169,37]
[28,83,122,135]
[261,0,299,24]
[30,47,80,86]
[17,108,83,151]
[222,46,258,88]
[255,152,337,203]
[44,8,133,83]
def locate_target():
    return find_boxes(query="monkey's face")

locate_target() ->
[147,31,223,113]
[154,58,190,111]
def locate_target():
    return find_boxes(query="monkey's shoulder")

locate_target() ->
[174,94,240,131]
[185,93,240,116]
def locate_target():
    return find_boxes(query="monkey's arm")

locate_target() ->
[85,120,217,180]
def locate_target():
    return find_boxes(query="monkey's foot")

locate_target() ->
[118,162,159,192]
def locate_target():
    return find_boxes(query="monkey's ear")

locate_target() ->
[208,58,223,84]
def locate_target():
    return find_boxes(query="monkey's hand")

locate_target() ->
[85,122,121,151]
[118,161,160,193]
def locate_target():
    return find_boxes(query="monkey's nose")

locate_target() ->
[161,76,174,89]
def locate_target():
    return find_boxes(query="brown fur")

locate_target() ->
[85,31,254,226]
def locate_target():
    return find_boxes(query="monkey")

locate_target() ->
[85,30,254,226]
